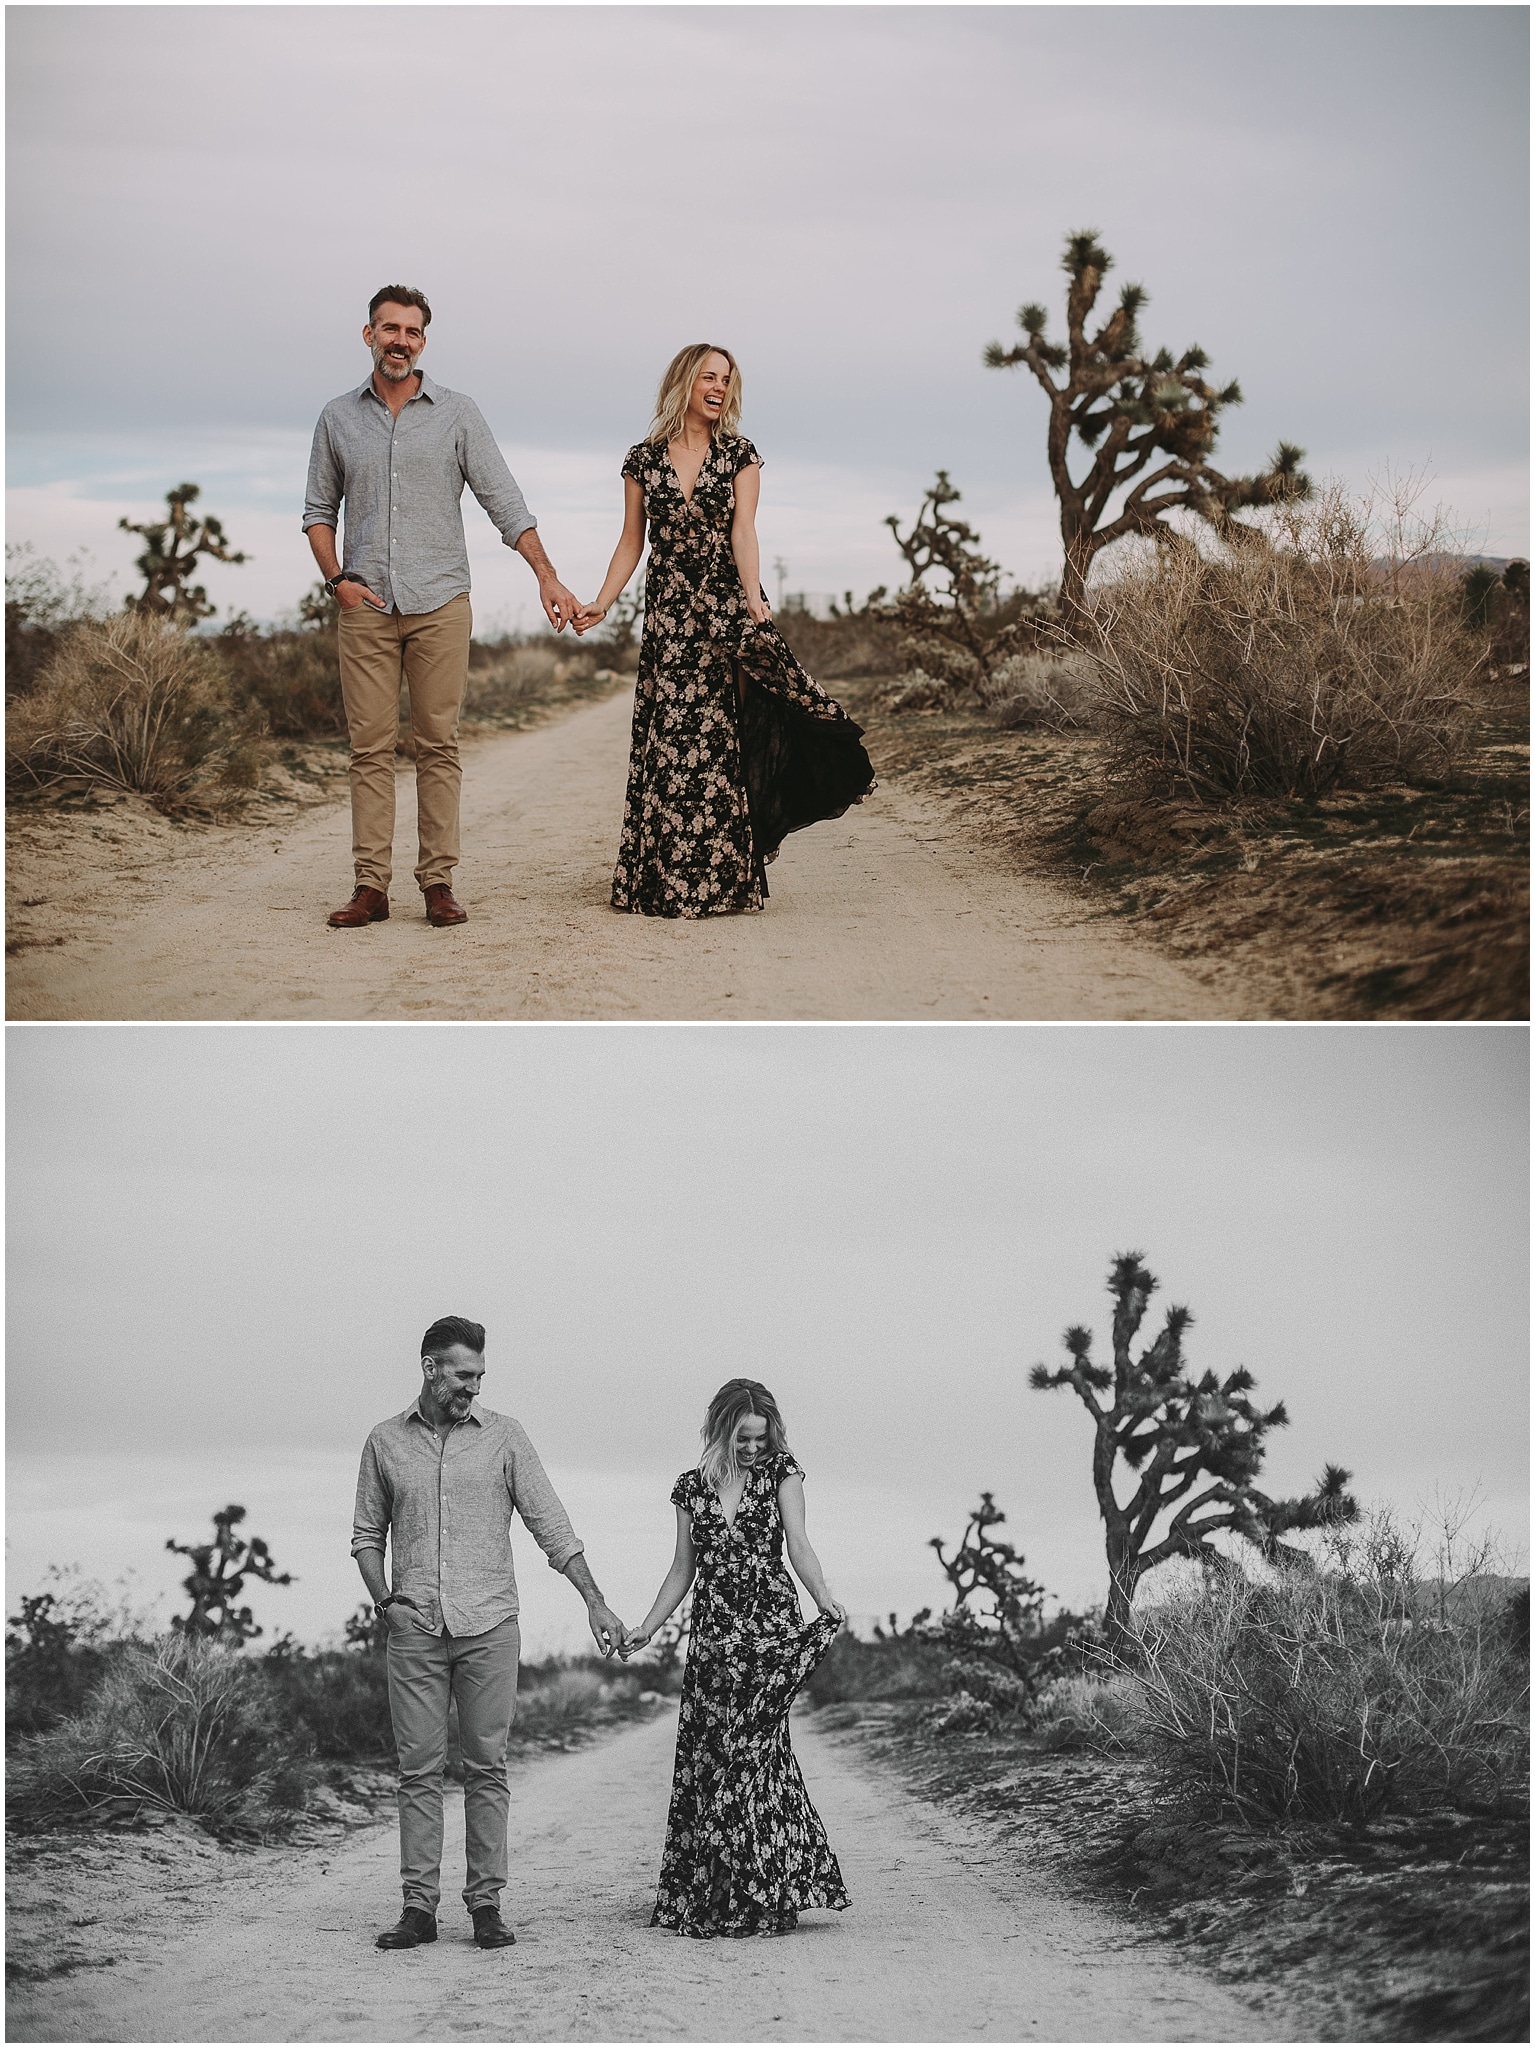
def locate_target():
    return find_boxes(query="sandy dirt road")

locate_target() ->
[6,1707,1272,2044]
[6,689,1228,1020]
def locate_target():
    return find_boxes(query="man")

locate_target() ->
[352,1315,626,1951]
[304,288,579,930]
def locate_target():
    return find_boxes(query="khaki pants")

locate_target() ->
[386,1614,520,1915]
[337,593,472,892]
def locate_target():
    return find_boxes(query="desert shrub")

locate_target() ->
[264,1647,393,1761]
[5,544,121,695]
[1030,1671,1136,1753]
[462,639,611,722]
[935,1658,1037,1719]
[6,1569,163,1741]
[515,1664,608,1737]
[1081,483,1487,801]
[219,626,346,739]
[1124,1548,1530,1826]
[6,612,269,807]
[924,1689,1000,1734]
[6,1599,115,1741]
[874,666,950,712]
[6,1635,311,1832]
[803,1629,951,1708]
[775,604,905,681]
[988,649,1100,730]
[1463,557,1530,682]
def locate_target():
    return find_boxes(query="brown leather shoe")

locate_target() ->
[423,883,467,927]
[328,886,389,929]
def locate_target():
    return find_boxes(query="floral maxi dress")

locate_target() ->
[612,436,876,918]
[652,1452,851,1937]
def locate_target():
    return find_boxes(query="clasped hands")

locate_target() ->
[567,593,774,637]
[601,1599,848,1663]
[583,1609,652,1661]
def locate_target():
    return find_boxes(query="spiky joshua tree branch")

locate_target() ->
[985,230,1312,619]
[167,1503,293,1644]
[1032,1252,1357,1644]
[120,482,248,623]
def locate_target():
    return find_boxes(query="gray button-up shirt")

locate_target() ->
[302,372,537,616]
[351,1398,584,1638]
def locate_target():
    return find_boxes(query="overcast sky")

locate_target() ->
[7,1024,1527,1654]
[6,5,1529,626]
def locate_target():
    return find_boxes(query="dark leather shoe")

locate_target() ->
[376,1906,437,1949]
[471,1906,516,1948]
[329,885,389,928]
[423,883,468,927]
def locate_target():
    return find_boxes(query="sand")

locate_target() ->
[6,1706,1274,2043]
[6,689,1230,1021]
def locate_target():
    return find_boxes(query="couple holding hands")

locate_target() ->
[353,1319,850,1951]
[305,289,874,930]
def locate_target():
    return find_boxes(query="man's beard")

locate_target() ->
[373,344,419,382]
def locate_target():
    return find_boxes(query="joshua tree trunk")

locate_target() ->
[1061,526,1096,622]
[1104,1543,1141,1649]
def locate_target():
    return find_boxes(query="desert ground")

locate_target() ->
[5,687,1232,1022]
[7,1704,1276,2044]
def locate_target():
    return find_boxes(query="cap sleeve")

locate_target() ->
[773,1450,804,1482]
[730,436,762,475]
[670,1469,700,1511]
[621,442,651,484]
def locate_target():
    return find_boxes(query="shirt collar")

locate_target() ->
[406,1395,483,1428]
[355,370,437,405]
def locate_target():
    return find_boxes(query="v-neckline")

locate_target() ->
[667,438,711,509]
[718,1464,752,1534]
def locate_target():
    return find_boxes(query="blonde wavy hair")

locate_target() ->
[646,344,743,445]
[697,1378,790,1493]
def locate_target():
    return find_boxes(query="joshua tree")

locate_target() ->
[167,1503,293,1643]
[985,231,1311,619]
[120,483,248,622]
[1032,1252,1357,1645]
[297,580,341,630]
[928,1492,1056,1681]
[344,1600,389,1655]
[883,472,1046,695]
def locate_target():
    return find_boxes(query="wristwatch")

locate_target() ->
[374,1595,402,1614]
[325,572,357,595]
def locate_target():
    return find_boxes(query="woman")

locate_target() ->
[621,1379,852,1937]
[576,345,875,919]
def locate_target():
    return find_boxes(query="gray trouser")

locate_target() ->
[385,1614,520,1914]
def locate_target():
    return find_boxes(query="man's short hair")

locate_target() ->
[421,1315,484,1363]
[369,286,432,328]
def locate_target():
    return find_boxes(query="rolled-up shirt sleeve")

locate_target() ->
[502,1424,584,1572]
[458,402,537,550]
[302,415,344,535]
[351,1433,391,1557]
